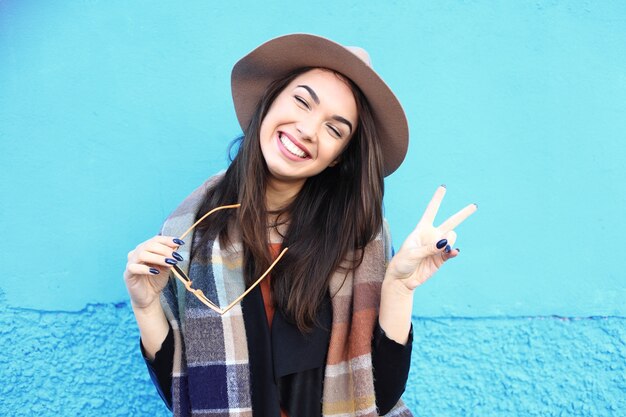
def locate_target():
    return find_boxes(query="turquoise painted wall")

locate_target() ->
[3,302,624,416]
[1,1,624,415]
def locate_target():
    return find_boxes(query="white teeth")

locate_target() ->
[279,133,307,158]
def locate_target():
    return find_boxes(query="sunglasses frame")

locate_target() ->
[169,203,288,315]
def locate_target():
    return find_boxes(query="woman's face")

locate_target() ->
[259,68,358,186]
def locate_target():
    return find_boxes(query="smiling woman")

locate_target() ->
[123,33,476,417]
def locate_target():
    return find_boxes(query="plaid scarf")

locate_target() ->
[159,175,413,417]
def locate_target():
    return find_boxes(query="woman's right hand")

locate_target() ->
[123,236,184,311]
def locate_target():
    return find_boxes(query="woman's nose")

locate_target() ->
[296,119,318,143]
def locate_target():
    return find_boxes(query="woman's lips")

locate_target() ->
[277,132,311,161]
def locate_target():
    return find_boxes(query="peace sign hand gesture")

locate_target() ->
[387,185,477,291]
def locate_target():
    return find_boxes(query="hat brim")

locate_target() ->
[231,33,408,177]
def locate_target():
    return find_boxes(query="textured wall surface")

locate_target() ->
[406,316,626,416]
[0,299,169,417]
[2,300,624,416]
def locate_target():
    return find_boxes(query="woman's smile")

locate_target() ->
[277,131,311,160]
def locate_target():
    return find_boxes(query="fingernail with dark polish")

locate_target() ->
[456,248,460,252]
[173,238,185,245]
[172,251,184,262]
[149,268,160,275]
[473,203,478,208]
[445,245,451,253]
[440,184,446,189]
[436,239,448,249]
[165,258,178,265]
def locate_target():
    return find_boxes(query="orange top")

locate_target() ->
[260,243,289,417]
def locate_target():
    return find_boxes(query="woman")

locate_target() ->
[124,34,476,417]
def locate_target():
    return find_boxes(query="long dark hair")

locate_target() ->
[192,67,385,332]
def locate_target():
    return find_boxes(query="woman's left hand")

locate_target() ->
[387,185,477,291]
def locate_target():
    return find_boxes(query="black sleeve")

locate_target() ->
[140,322,175,411]
[371,320,413,415]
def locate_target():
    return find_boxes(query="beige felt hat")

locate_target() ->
[231,33,409,177]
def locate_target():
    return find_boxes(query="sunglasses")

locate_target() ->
[170,203,288,315]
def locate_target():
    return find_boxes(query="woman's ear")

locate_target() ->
[329,155,342,167]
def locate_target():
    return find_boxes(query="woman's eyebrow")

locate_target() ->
[332,116,353,134]
[296,85,320,104]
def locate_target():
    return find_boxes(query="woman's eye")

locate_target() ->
[294,96,310,109]
[327,125,342,138]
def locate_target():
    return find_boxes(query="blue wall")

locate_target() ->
[1,1,625,415]
[3,300,624,416]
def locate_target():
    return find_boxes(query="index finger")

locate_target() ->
[438,203,478,233]
[419,185,447,225]
[154,235,185,248]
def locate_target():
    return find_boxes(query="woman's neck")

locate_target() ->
[264,177,305,212]
[265,178,303,243]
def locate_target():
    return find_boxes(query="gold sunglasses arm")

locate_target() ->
[178,203,241,241]
[221,246,289,315]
